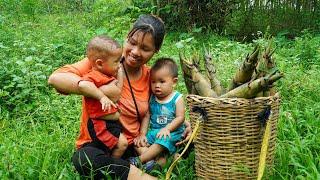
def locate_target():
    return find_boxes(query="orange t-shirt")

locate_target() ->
[53,58,151,148]
[118,65,150,144]
[81,70,118,119]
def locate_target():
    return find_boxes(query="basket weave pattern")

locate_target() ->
[187,94,280,179]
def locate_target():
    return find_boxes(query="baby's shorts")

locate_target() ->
[146,128,183,154]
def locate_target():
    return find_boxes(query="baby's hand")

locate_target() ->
[99,96,117,111]
[134,135,148,147]
[156,127,171,140]
[176,121,192,146]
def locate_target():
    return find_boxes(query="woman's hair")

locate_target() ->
[127,14,165,51]
[151,57,178,78]
[87,35,121,61]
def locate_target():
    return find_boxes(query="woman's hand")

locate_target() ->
[156,127,171,140]
[175,121,192,146]
[134,135,148,147]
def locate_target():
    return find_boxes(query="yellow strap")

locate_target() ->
[165,119,201,180]
[257,118,271,180]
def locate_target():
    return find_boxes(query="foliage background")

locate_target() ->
[0,0,319,179]
[144,0,320,41]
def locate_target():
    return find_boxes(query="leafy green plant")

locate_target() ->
[294,30,320,69]
[0,1,319,179]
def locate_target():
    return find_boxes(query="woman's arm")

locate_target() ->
[48,72,121,101]
[134,111,150,147]
[48,72,83,95]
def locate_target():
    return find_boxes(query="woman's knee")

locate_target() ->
[72,145,130,179]
[72,147,95,177]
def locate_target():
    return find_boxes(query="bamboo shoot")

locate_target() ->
[203,46,224,95]
[228,45,260,91]
[221,71,283,98]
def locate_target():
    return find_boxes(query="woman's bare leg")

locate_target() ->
[112,133,128,158]
[127,165,157,180]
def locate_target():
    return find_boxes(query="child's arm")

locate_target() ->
[78,80,117,111]
[116,65,124,90]
[134,111,150,147]
[99,66,124,102]
[167,97,185,131]
[99,80,121,102]
[156,97,185,139]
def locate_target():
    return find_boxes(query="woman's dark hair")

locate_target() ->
[127,14,165,51]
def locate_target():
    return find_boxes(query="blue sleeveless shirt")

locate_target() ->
[149,91,184,132]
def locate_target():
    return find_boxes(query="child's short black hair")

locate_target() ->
[151,58,178,78]
[87,35,121,61]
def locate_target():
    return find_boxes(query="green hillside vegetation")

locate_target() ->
[0,1,319,179]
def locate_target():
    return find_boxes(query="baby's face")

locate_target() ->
[99,48,122,77]
[150,68,177,100]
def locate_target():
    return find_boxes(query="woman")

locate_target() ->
[48,14,191,179]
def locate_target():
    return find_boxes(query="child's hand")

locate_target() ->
[175,121,192,146]
[99,96,117,111]
[156,127,171,140]
[115,66,124,89]
[134,135,148,147]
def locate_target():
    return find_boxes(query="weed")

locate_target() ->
[0,1,319,179]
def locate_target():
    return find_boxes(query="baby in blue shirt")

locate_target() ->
[131,57,185,168]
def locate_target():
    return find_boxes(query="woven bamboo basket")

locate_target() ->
[187,93,280,179]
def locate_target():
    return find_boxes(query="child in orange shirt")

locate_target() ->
[78,35,127,158]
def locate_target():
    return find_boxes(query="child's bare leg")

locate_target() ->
[135,146,149,155]
[155,155,167,167]
[139,144,164,163]
[154,152,179,167]
[112,133,128,158]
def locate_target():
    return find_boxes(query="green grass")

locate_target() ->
[0,2,319,179]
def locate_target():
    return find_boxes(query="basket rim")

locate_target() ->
[187,93,280,101]
[186,93,280,106]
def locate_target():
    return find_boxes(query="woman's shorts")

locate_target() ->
[72,143,130,180]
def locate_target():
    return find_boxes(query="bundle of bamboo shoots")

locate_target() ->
[180,41,283,98]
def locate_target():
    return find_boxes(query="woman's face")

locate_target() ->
[123,31,156,69]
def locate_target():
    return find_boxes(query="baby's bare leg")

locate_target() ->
[112,133,128,158]
[135,146,149,155]
[139,144,164,163]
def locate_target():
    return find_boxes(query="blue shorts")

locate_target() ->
[146,128,184,154]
